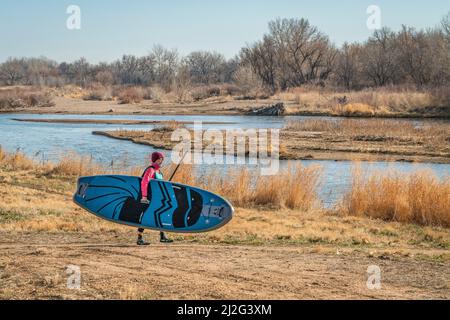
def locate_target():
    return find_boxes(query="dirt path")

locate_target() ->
[0,234,448,300]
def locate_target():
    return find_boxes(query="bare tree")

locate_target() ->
[184,51,226,84]
[269,18,336,87]
[113,55,154,85]
[442,11,450,39]
[0,58,26,85]
[173,63,192,102]
[426,29,450,85]
[397,26,434,86]
[241,18,336,91]
[233,65,262,94]
[222,57,240,83]
[241,35,278,93]
[67,58,92,87]
[23,57,59,86]
[151,45,178,91]
[335,43,362,89]
[361,28,399,86]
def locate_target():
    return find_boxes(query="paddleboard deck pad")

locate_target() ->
[73,175,234,233]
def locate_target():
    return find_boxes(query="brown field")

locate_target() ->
[1,86,449,118]
[2,237,449,300]
[0,149,449,299]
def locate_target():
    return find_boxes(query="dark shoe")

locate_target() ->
[160,232,173,243]
[137,238,150,246]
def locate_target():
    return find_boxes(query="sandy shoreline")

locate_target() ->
[1,96,449,118]
[11,118,236,125]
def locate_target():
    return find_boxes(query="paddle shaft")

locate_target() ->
[168,150,189,182]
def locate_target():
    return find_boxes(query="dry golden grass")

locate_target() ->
[337,168,450,228]
[286,118,449,147]
[116,87,144,104]
[253,164,321,210]
[332,103,380,117]
[0,87,54,110]
[276,87,447,117]
[0,148,321,211]
[167,163,321,210]
[152,120,185,133]
[1,148,449,230]
[82,84,113,101]
[0,147,36,171]
[1,170,448,250]
[46,153,104,177]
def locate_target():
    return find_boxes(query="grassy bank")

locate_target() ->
[93,117,450,163]
[1,85,449,118]
[277,87,450,118]
[0,147,449,240]
[282,118,450,163]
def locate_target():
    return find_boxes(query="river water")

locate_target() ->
[0,113,448,207]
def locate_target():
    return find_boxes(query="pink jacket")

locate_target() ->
[141,163,160,198]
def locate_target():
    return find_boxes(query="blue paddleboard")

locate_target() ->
[73,175,234,233]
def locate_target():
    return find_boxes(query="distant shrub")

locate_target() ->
[191,86,209,101]
[94,70,115,86]
[431,85,450,107]
[145,86,166,102]
[207,85,221,97]
[191,84,238,101]
[333,103,377,117]
[0,88,54,110]
[82,84,112,101]
[116,87,144,104]
[220,84,242,96]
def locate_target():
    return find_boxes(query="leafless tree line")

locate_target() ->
[1,13,449,93]
[243,14,450,92]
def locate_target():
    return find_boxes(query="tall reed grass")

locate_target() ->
[337,168,450,227]
[0,147,35,170]
[169,163,321,210]
[1,147,449,227]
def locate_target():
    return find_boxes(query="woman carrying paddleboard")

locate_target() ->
[138,151,173,246]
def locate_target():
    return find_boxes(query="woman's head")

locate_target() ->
[151,152,165,165]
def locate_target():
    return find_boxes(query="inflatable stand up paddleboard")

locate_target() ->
[73,175,234,233]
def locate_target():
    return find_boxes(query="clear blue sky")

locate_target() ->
[1,0,448,63]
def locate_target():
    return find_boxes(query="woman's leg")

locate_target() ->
[137,228,149,245]
[160,231,173,243]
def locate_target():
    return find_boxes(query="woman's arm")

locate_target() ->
[141,167,155,199]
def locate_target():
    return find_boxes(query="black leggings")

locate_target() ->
[138,228,165,237]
